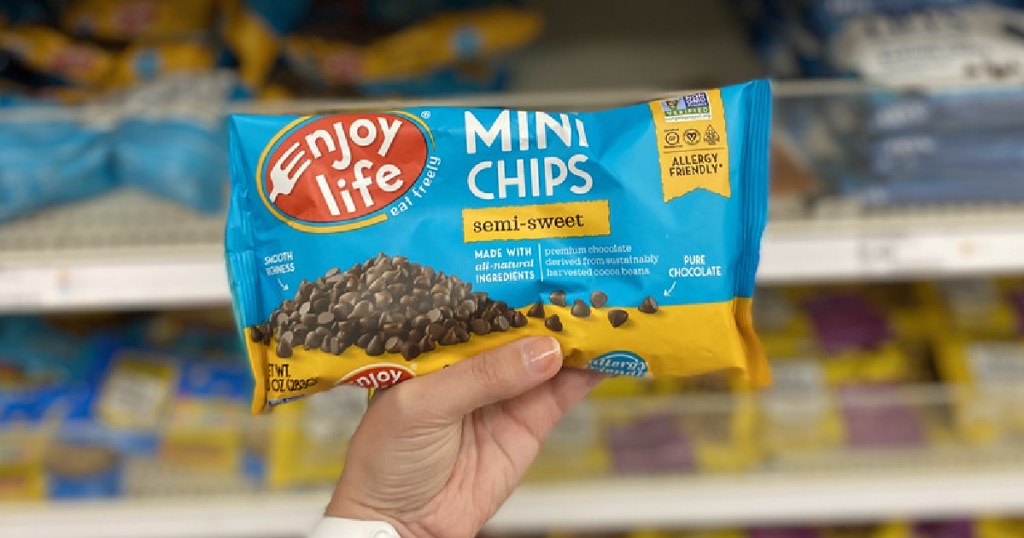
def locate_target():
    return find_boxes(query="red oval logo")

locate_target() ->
[262,114,428,224]
[339,363,416,390]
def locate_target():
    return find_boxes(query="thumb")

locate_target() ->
[410,336,563,421]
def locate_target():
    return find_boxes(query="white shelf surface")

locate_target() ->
[5,465,1024,538]
[2,191,1024,312]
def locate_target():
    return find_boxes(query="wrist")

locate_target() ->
[325,494,416,538]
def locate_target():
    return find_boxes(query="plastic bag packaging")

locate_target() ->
[111,72,233,212]
[226,79,771,413]
[829,4,1024,84]
[865,87,1024,135]
[60,0,218,42]
[0,114,114,222]
[281,5,541,86]
[0,25,114,87]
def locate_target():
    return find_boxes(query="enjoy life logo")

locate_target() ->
[259,113,430,230]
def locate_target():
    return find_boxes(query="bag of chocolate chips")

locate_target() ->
[226,79,772,413]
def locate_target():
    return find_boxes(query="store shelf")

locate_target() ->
[0,195,1021,310]
[761,205,1024,284]
[6,464,1024,538]
[0,190,226,312]
[2,190,1024,311]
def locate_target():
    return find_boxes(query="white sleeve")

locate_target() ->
[309,517,400,538]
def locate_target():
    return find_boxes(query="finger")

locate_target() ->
[499,367,606,441]
[404,336,563,421]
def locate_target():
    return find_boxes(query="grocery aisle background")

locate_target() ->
[3,1,1024,537]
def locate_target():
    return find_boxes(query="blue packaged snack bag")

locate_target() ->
[0,116,113,222]
[226,79,772,413]
[112,73,234,212]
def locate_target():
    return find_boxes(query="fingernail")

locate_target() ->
[522,336,561,375]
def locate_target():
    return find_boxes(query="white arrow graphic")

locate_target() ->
[663,281,676,297]
[277,278,289,291]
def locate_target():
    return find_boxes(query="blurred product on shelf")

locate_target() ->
[0,106,114,221]
[737,0,1024,82]
[0,0,542,221]
[110,72,233,212]
[752,0,1024,209]
[279,5,539,91]
[4,277,1024,501]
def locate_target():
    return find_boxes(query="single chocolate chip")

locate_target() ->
[608,309,628,328]
[356,332,375,348]
[527,301,546,318]
[401,342,421,361]
[408,328,424,342]
[382,322,404,337]
[549,291,567,307]
[411,314,430,330]
[590,291,608,308]
[571,299,591,318]
[332,302,352,319]
[419,335,436,352]
[277,338,293,358]
[439,328,459,346]
[455,326,470,343]
[511,311,528,327]
[298,302,312,316]
[492,315,510,332]
[250,325,264,342]
[374,291,392,308]
[317,311,335,325]
[426,308,443,323]
[639,296,659,314]
[470,318,491,336]
[366,335,385,356]
[352,300,373,317]
[426,322,445,340]
[304,331,324,350]
[385,336,403,353]
[544,315,563,332]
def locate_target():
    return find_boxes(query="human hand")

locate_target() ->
[325,336,604,538]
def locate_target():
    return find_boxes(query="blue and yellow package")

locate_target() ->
[112,73,233,212]
[226,79,771,413]
[0,26,114,87]
[0,115,114,222]
[281,5,541,87]
[61,0,217,42]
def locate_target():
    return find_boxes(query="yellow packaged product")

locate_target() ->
[525,397,609,481]
[678,372,759,473]
[918,279,1021,339]
[61,0,217,42]
[265,387,365,489]
[977,518,1024,538]
[0,26,114,87]
[934,335,1024,445]
[757,356,844,459]
[629,529,745,538]
[109,40,218,88]
[282,6,542,85]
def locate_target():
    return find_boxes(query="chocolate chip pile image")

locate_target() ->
[250,253,528,360]
[249,253,665,360]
